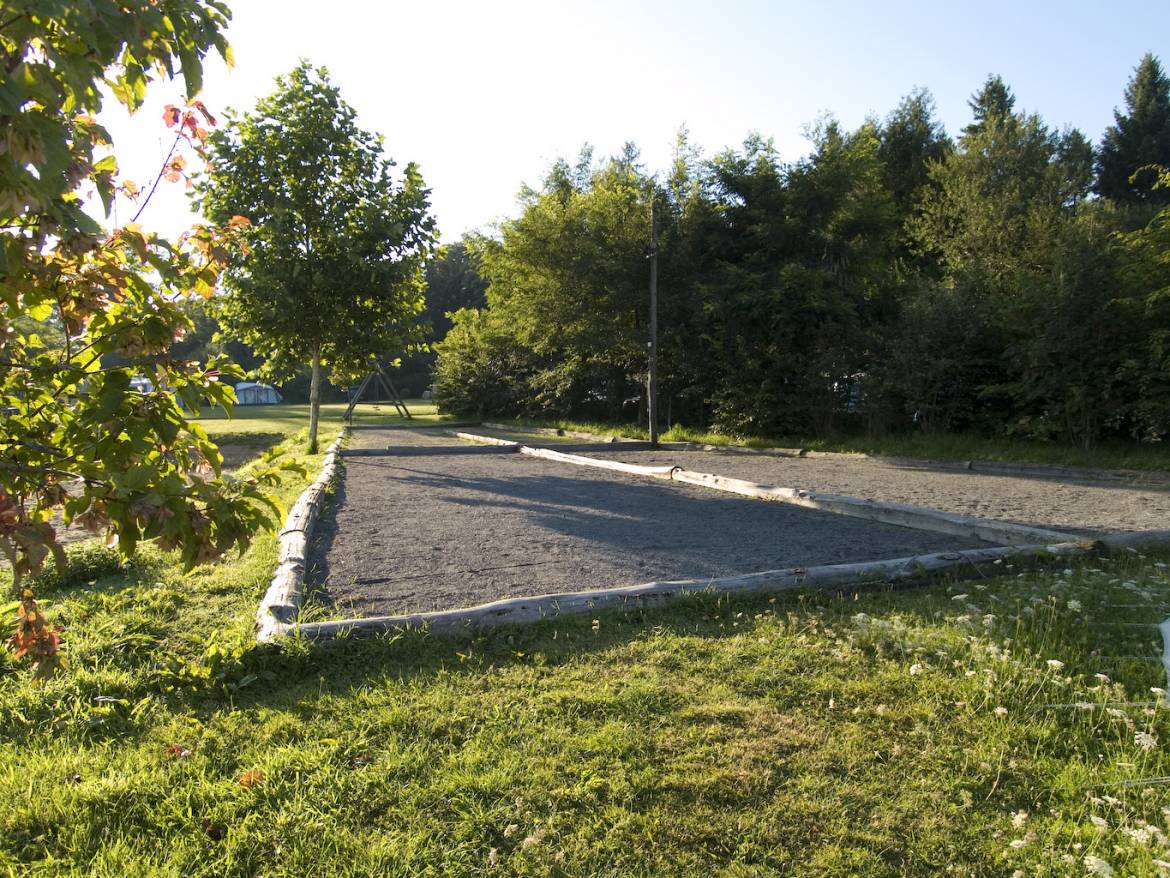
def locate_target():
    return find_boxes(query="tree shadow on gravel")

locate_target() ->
[306,454,990,619]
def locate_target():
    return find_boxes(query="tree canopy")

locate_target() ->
[1097,53,1170,205]
[435,58,1170,449]
[1,1,289,676]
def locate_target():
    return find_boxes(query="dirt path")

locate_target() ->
[469,429,1170,535]
[309,428,983,618]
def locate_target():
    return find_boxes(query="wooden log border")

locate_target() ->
[454,430,1073,546]
[255,430,348,642]
[272,529,1170,642]
[256,422,1170,663]
[482,422,1170,485]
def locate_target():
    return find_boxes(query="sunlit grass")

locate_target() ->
[194,400,448,439]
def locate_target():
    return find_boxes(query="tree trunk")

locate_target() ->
[308,347,322,454]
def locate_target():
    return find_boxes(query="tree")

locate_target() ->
[1113,168,1170,437]
[879,88,952,220]
[452,147,654,419]
[422,241,488,343]
[1097,53,1170,206]
[963,75,1016,138]
[392,241,487,396]
[197,63,439,451]
[1,1,288,677]
[911,76,1125,444]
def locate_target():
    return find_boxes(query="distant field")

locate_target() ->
[194,400,446,440]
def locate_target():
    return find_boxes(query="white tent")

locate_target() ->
[235,381,282,405]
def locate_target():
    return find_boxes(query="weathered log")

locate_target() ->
[284,537,1129,641]
[447,431,520,448]
[254,429,349,642]
[519,445,677,477]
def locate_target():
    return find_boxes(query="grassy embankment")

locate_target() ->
[2,403,1170,875]
[507,418,1170,474]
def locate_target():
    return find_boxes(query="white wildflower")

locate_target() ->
[1047,659,1065,671]
[1083,855,1113,877]
[1094,673,1111,683]
[951,593,969,601]
[994,706,1008,717]
[909,663,923,676]
[1090,815,1108,828]
[1011,810,1028,829]
[1008,839,1028,849]
[1123,826,1152,844]
[1135,731,1158,750]
[1067,599,1082,612]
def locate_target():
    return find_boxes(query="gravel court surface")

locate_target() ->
[308,427,984,618]
[470,428,1170,535]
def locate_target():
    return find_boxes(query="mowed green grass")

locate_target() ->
[194,399,448,439]
[2,411,1170,875]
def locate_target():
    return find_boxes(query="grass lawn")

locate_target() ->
[194,399,449,438]
[510,419,1170,474]
[3,409,1170,875]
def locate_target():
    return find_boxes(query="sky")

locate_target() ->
[98,0,1170,242]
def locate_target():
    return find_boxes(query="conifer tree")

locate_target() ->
[1097,53,1170,205]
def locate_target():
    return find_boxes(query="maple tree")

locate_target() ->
[1,1,292,677]
[196,63,439,453]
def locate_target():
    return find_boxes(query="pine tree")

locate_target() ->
[1097,53,1170,205]
[962,75,1016,138]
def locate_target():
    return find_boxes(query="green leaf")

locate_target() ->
[179,45,203,100]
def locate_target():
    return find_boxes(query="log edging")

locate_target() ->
[255,429,348,643]
[273,530,1170,641]
[453,430,1074,547]
[480,422,1170,485]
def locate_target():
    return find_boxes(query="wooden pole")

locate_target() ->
[308,346,322,453]
[342,372,375,422]
[648,198,659,448]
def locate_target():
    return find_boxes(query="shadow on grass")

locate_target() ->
[226,557,1043,717]
[214,432,288,470]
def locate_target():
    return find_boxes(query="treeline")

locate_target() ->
[433,56,1170,446]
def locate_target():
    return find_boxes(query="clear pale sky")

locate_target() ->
[99,0,1170,241]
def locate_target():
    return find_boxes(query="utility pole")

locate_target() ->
[647,198,659,447]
